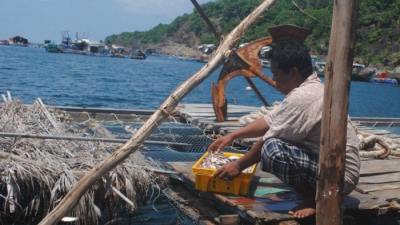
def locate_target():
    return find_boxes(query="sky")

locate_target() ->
[1,0,212,44]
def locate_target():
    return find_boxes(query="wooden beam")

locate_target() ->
[316,0,359,224]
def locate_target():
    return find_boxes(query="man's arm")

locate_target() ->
[214,137,264,179]
[208,117,269,152]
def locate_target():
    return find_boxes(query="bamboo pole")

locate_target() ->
[39,1,277,224]
[0,132,191,147]
[316,0,359,224]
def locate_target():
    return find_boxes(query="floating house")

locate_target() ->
[111,44,125,54]
[146,48,159,56]
[88,42,106,54]
[0,40,10,45]
[9,36,29,45]
[71,38,89,51]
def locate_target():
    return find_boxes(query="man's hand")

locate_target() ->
[213,161,241,180]
[207,135,234,153]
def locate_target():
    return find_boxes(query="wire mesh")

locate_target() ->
[102,122,249,164]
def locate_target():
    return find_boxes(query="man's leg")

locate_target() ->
[288,184,316,218]
[260,138,319,219]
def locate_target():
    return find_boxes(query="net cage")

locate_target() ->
[101,121,248,224]
[102,121,249,165]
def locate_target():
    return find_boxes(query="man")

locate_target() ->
[207,40,360,218]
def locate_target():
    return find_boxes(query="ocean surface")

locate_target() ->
[1,44,400,118]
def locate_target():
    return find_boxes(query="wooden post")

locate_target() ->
[38,1,278,224]
[316,0,359,224]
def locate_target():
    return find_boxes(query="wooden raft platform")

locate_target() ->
[168,103,400,224]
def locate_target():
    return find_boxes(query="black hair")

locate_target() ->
[266,40,313,78]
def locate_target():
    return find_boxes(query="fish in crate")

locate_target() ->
[192,152,256,195]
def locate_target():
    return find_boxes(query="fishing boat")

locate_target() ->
[313,61,375,82]
[353,65,376,82]
[371,72,399,84]
[130,49,147,59]
[371,77,399,84]
[260,59,270,68]
[313,61,326,76]
[259,46,271,68]
[45,42,60,53]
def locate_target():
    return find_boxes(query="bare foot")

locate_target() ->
[288,200,316,218]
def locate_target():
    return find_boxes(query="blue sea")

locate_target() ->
[1,44,399,118]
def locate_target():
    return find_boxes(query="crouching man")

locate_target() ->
[207,40,360,218]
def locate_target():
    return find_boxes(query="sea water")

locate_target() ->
[1,45,399,118]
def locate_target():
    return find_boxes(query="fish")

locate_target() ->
[199,153,252,173]
[200,152,231,169]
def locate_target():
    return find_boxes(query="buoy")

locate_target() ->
[246,87,252,91]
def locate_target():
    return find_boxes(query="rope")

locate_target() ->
[357,132,400,158]
[238,101,280,126]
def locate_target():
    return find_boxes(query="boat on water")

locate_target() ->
[371,78,399,84]
[130,49,147,59]
[371,72,399,84]
[45,42,60,53]
[259,46,271,68]
[313,61,375,82]
[313,61,326,76]
[260,59,270,68]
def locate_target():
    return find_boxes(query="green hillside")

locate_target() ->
[105,0,400,69]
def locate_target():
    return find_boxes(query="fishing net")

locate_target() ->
[103,121,249,164]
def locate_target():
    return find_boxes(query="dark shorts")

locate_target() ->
[260,138,319,189]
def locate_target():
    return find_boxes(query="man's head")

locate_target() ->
[266,40,313,95]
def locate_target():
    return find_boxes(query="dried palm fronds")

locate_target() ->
[0,98,169,224]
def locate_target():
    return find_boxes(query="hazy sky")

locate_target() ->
[1,0,212,44]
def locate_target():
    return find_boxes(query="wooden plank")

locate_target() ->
[356,127,373,130]
[360,159,400,176]
[248,210,293,222]
[361,130,392,135]
[183,112,252,118]
[163,188,221,225]
[189,116,242,121]
[343,191,390,211]
[359,172,400,184]
[196,119,242,127]
[385,134,400,139]
[219,215,239,225]
[355,182,400,193]
[368,189,400,201]
[181,103,260,110]
[180,108,258,114]
[55,105,155,115]
[166,161,395,222]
